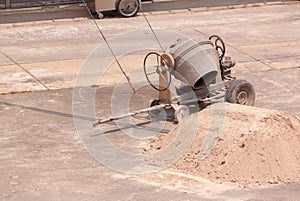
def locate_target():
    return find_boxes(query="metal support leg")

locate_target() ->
[5,0,10,9]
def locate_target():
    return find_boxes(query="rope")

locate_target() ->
[81,0,136,93]
[0,49,50,90]
[139,5,165,52]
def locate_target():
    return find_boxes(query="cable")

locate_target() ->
[139,5,165,52]
[81,0,136,93]
[0,49,50,90]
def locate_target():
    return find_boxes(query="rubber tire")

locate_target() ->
[115,0,140,18]
[225,79,255,106]
[97,12,104,19]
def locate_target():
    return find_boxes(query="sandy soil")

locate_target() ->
[145,103,300,187]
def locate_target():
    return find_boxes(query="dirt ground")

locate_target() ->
[145,103,300,187]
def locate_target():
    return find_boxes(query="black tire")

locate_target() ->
[225,79,255,106]
[115,0,140,18]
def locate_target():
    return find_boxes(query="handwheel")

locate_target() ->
[225,79,255,106]
[143,52,171,91]
[209,35,226,61]
[115,0,140,18]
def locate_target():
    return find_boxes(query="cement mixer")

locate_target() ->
[93,35,255,126]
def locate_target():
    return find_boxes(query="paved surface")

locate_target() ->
[0,0,294,24]
[1,87,300,201]
[0,2,300,200]
[0,1,299,93]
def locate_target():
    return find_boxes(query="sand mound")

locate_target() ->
[145,103,300,186]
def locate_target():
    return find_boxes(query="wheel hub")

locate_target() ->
[236,90,248,105]
[121,0,136,13]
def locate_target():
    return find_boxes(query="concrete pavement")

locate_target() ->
[0,2,300,200]
[0,0,295,24]
[1,85,300,201]
[0,1,299,94]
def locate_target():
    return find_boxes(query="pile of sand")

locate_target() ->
[145,103,300,186]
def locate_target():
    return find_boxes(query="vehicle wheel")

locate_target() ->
[225,79,255,106]
[90,10,97,16]
[97,12,104,19]
[115,0,140,18]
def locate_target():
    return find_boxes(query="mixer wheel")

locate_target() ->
[225,80,255,106]
[148,99,165,121]
[175,105,190,123]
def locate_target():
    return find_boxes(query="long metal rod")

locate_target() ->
[81,0,136,93]
[93,104,168,127]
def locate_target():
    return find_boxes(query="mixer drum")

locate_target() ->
[169,39,219,89]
